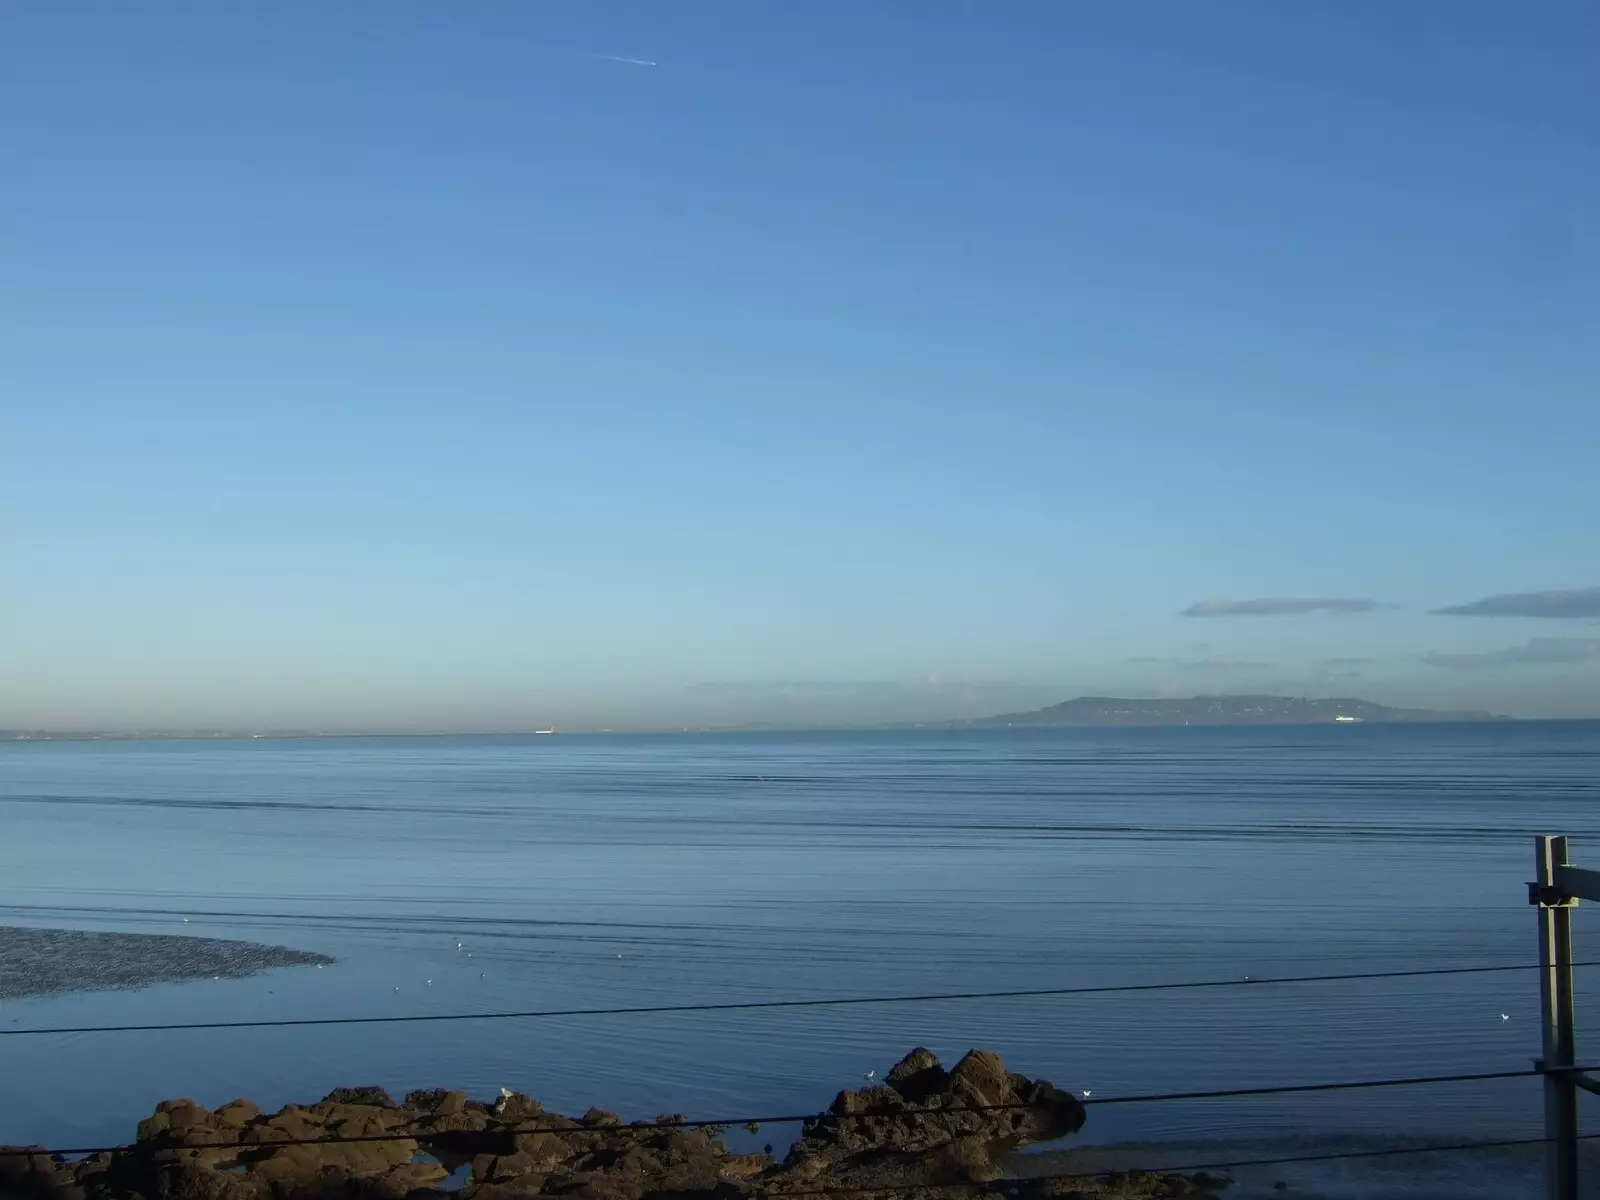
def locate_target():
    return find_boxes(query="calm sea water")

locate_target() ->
[3,724,1599,1160]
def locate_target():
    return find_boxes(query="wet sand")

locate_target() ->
[0,925,333,1000]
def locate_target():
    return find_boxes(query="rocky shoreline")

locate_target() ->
[0,1049,1224,1200]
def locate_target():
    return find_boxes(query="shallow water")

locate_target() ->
[2,724,1598,1164]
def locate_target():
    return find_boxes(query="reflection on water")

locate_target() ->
[1,724,1598,1157]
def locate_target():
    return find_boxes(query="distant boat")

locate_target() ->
[1334,715,1362,723]
[534,728,556,735]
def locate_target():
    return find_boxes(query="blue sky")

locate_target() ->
[4,1,1597,729]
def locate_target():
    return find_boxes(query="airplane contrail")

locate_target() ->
[583,53,657,67]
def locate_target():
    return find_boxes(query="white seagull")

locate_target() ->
[863,1070,875,1084]
[1501,1013,1510,1021]
[1081,1090,1092,1098]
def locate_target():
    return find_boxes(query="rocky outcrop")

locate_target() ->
[776,1048,1085,1191]
[0,1050,1224,1199]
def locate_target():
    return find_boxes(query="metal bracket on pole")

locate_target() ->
[1537,835,1580,1200]
[1531,882,1579,909]
[1564,1070,1600,1100]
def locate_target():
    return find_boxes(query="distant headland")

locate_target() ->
[933,694,1509,728]
[0,695,1520,740]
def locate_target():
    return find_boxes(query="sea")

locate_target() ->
[3,723,1600,1191]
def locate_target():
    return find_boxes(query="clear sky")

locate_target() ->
[4,1,1597,730]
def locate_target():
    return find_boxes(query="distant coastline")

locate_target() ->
[0,694,1530,741]
[929,693,1511,728]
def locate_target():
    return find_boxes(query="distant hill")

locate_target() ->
[944,695,1508,728]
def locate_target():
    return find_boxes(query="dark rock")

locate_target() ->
[473,1150,541,1183]
[494,1094,544,1124]
[419,1127,514,1172]
[513,1131,570,1167]
[948,1049,1014,1108]
[247,1108,322,1144]
[318,1136,417,1176]
[403,1089,451,1109]
[655,1155,721,1194]
[468,1185,551,1200]
[380,1160,449,1192]
[406,1089,467,1116]
[322,1088,398,1109]
[414,1111,493,1140]
[659,1130,717,1165]
[886,1047,949,1099]
[214,1100,263,1127]
[248,1143,334,1186]
[556,1178,644,1200]
[789,1047,1085,1188]
[719,1153,768,1181]
[613,1145,664,1176]
[0,1146,71,1200]
[1016,1171,1230,1198]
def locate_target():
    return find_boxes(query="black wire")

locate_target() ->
[0,1065,1549,1159]
[4,958,1591,1038]
[1083,1066,1541,1107]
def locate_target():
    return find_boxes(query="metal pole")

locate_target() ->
[1538,834,1579,1200]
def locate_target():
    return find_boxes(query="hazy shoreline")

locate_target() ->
[19,718,1600,744]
